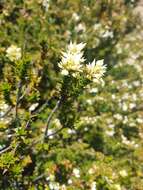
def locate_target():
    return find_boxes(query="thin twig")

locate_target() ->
[25,120,31,129]
[24,99,51,129]
[29,125,65,150]
[43,97,62,141]
[0,145,12,155]
[33,174,45,183]
[15,81,22,120]
[47,126,65,138]
[12,143,20,155]
[35,99,50,114]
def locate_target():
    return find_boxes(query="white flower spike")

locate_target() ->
[58,42,86,76]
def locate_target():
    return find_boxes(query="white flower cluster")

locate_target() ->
[58,42,85,76]
[42,0,50,11]
[91,181,97,190]
[119,170,128,177]
[49,182,60,190]
[58,42,106,82]
[6,45,21,62]
[72,168,80,178]
[93,23,114,39]
[85,59,106,82]
[45,174,67,190]
[121,135,138,148]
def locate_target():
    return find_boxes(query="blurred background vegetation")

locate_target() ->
[0,0,143,189]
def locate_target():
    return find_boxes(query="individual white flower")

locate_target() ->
[93,23,102,31]
[49,182,60,190]
[132,94,137,101]
[61,184,67,190]
[58,42,86,76]
[67,129,76,134]
[6,45,21,62]
[0,112,5,118]
[42,0,50,11]
[88,168,94,175]
[73,168,80,178]
[136,118,143,124]
[119,170,128,177]
[52,118,62,128]
[67,179,72,185]
[0,117,11,124]
[123,116,128,124]
[114,114,123,120]
[105,130,115,137]
[75,23,86,33]
[121,135,138,148]
[84,127,88,131]
[129,103,136,109]
[102,30,114,38]
[91,181,96,190]
[129,122,136,127]
[47,129,54,139]
[121,135,130,145]
[89,87,98,93]
[59,52,83,71]
[0,101,9,112]
[29,103,39,112]
[108,124,115,129]
[122,93,129,100]
[85,59,106,81]
[61,69,69,76]
[122,103,128,111]
[132,81,140,87]
[86,99,93,105]
[1,103,9,110]
[46,174,55,181]
[113,184,121,190]
[111,94,116,100]
[72,13,80,21]
[67,41,86,54]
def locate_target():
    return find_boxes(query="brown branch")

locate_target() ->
[43,97,62,142]
[15,81,22,120]
[47,126,65,138]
